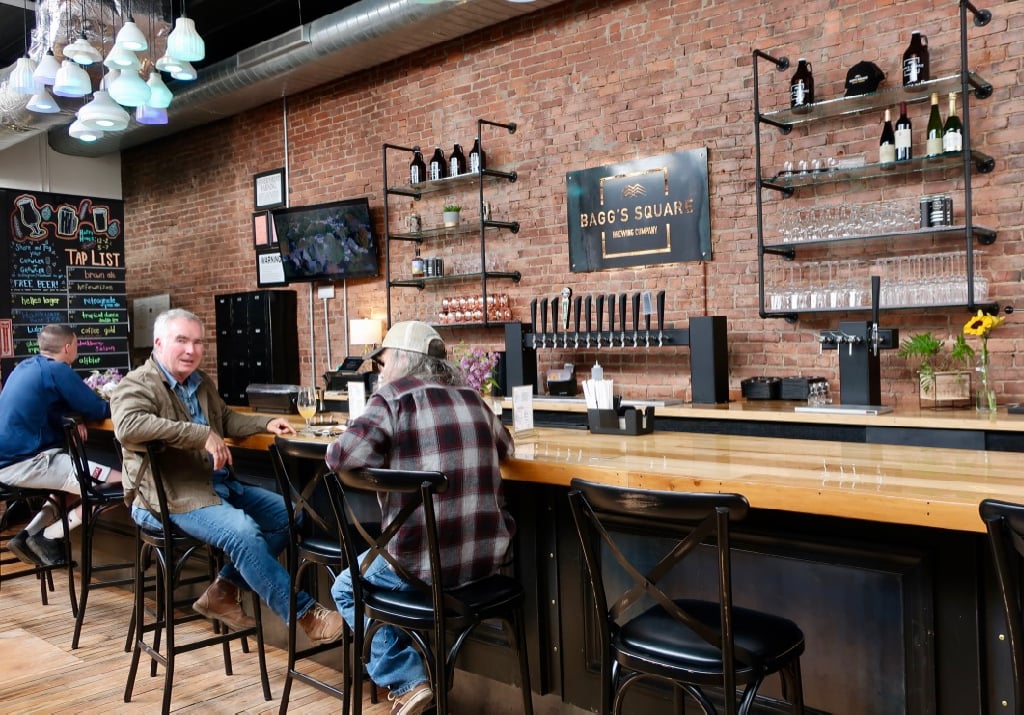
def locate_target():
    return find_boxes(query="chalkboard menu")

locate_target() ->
[1,189,129,382]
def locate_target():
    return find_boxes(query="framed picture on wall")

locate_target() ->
[256,247,287,287]
[253,167,286,210]
[252,211,271,248]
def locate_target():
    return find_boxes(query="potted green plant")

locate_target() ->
[442,203,462,228]
[897,331,974,407]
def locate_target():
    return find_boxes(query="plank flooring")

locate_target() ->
[0,535,390,714]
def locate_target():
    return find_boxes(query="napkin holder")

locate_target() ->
[587,405,654,436]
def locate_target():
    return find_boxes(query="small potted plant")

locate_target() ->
[442,203,462,228]
[897,331,974,407]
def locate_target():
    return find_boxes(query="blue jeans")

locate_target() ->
[131,475,314,623]
[331,551,427,696]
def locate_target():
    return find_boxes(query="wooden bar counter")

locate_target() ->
[92,406,1020,713]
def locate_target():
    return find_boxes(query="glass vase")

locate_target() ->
[975,348,997,414]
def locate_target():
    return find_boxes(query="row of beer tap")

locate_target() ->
[527,288,668,349]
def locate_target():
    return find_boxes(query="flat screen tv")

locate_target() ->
[273,197,379,283]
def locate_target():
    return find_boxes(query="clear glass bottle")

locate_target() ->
[411,248,425,278]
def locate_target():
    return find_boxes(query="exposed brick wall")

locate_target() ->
[121,0,1024,407]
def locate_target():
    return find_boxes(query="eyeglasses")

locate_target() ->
[372,357,385,369]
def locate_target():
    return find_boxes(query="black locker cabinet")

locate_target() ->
[214,290,299,406]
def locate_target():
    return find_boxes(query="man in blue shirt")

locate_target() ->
[0,324,116,566]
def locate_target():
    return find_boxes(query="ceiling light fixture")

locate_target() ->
[77,90,130,131]
[166,1,205,63]
[64,32,103,65]
[9,0,37,94]
[170,61,197,81]
[115,1,148,53]
[32,50,61,86]
[146,72,173,108]
[26,85,60,113]
[109,69,151,107]
[52,59,92,97]
[135,104,168,125]
[69,118,103,142]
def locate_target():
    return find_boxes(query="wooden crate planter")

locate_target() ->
[919,370,972,409]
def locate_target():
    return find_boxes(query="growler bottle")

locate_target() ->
[790,58,814,113]
[468,138,486,173]
[409,149,427,185]
[428,146,447,181]
[902,31,929,87]
[449,143,467,176]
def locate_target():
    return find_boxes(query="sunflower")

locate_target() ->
[963,310,1005,338]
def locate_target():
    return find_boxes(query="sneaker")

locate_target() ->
[26,533,68,566]
[389,683,433,715]
[298,603,344,645]
[6,530,43,566]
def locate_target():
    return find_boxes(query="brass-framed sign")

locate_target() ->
[566,148,710,272]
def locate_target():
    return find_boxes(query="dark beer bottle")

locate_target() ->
[428,146,447,181]
[790,58,814,112]
[449,143,467,176]
[469,138,486,173]
[902,31,929,87]
[409,149,427,184]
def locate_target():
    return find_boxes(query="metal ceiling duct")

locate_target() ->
[0,0,562,158]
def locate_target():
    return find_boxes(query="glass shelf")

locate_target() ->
[763,224,997,256]
[388,224,491,242]
[385,167,517,198]
[762,300,999,322]
[761,150,994,192]
[758,72,992,128]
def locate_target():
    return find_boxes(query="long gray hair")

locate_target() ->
[387,349,464,387]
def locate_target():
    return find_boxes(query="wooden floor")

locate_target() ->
[0,540,390,714]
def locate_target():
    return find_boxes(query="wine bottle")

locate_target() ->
[428,146,447,181]
[943,93,963,153]
[409,149,427,185]
[468,138,486,173]
[449,143,467,176]
[411,248,425,278]
[879,109,896,166]
[790,58,814,113]
[925,92,943,158]
[895,101,912,162]
[902,31,929,87]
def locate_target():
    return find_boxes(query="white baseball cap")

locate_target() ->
[369,321,446,360]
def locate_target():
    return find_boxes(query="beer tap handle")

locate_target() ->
[607,294,616,347]
[871,275,881,357]
[551,297,559,347]
[618,293,627,346]
[530,298,538,349]
[585,295,593,349]
[595,295,604,348]
[656,290,666,346]
[631,293,641,346]
[573,295,582,349]
[539,297,548,348]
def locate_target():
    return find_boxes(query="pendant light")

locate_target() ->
[170,61,197,81]
[135,104,168,125]
[32,50,61,86]
[77,90,130,131]
[64,32,103,66]
[26,85,60,113]
[146,72,173,108]
[115,1,148,53]
[52,59,92,97]
[104,45,141,70]
[9,0,36,94]
[109,69,151,107]
[69,118,103,142]
[154,52,184,73]
[166,0,205,63]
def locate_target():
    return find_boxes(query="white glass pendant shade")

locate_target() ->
[154,52,184,74]
[104,45,141,70]
[135,104,168,125]
[115,18,148,52]
[26,86,60,113]
[109,70,151,107]
[101,68,121,91]
[9,57,38,95]
[78,91,130,131]
[170,61,197,81]
[166,16,205,62]
[146,72,173,108]
[69,118,103,142]
[33,50,61,85]
[52,60,93,97]
[64,35,103,66]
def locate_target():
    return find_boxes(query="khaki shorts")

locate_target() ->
[0,448,81,497]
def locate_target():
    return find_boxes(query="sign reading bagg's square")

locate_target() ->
[566,148,710,272]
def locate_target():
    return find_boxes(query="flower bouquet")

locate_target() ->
[84,368,123,399]
[453,345,499,398]
[963,310,1006,413]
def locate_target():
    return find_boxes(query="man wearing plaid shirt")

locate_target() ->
[327,321,515,715]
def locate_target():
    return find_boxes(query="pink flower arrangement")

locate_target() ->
[455,345,499,397]
[84,368,123,399]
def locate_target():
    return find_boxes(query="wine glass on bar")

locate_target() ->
[296,386,317,429]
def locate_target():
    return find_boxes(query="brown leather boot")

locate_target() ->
[298,603,345,645]
[192,576,256,630]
